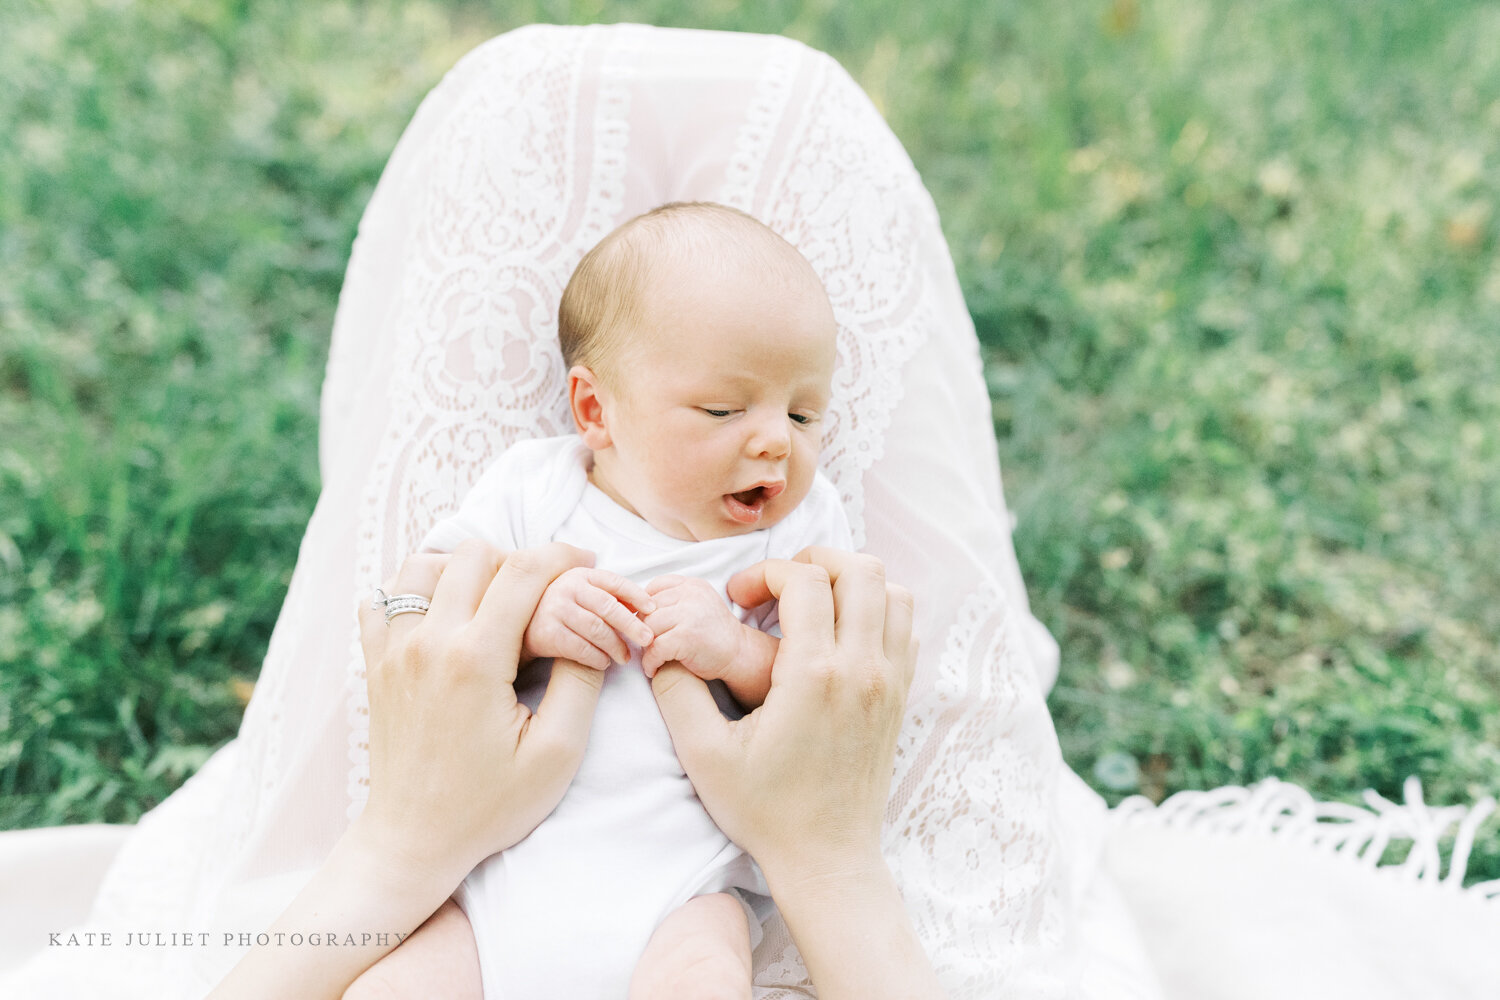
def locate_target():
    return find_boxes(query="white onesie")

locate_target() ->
[420,435,851,1000]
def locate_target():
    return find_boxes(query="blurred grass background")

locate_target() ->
[3,0,1497,880]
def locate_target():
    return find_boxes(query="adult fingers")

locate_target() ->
[587,569,657,616]
[728,559,835,659]
[523,657,607,785]
[817,550,888,651]
[650,665,733,780]
[357,576,397,676]
[883,584,918,688]
[469,544,594,681]
[379,553,450,646]
[424,540,504,631]
[725,563,775,610]
[576,583,654,649]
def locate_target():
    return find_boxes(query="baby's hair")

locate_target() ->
[558,201,822,381]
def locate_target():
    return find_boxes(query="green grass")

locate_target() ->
[3,0,1497,881]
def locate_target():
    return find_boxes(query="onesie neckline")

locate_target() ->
[578,482,700,552]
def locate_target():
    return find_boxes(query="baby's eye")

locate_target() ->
[700,408,734,418]
[789,412,818,425]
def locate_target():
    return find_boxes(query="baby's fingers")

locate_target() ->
[577,584,654,649]
[557,603,631,665]
[585,569,656,617]
[548,627,614,671]
[641,633,678,677]
[646,574,688,597]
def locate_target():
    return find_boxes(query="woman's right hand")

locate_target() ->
[355,540,608,890]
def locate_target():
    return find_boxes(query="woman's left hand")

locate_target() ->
[355,540,608,888]
[212,540,607,1000]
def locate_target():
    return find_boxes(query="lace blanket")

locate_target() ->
[5,24,1493,1000]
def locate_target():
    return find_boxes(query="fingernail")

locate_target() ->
[641,600,656,614]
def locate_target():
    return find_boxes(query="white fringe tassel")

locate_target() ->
[1113,776,1499,901]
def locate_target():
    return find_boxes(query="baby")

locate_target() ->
[352,202,848,999]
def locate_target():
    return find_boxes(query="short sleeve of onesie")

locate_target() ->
[419,436,590,554]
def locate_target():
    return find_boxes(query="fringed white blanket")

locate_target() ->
[1104,778,1500,999]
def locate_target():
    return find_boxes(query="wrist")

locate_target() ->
[761,849,944,1000]
[758,840,889,904]
[343,811,472,911]
[728,623,774,677]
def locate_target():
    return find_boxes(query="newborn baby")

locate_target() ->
[354,201,848,1000]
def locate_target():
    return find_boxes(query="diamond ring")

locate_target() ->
[371,588,432,624]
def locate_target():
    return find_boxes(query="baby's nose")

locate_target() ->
[747,415,791,459]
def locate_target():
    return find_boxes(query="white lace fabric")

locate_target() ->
[3,24,1136,998]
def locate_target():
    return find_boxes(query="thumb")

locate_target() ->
[522,658,605,785]
[650,664,733,782]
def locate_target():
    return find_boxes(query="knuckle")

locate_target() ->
[503,548,545,577]
[801,563,832,588]
[853,554,887,585]
[860,666,893,710]
[445,639,484,678]
[888,582,915,613]
[398,550,443,576]
[399,627,442,668]
[806,653,840,687]
[451,537,494,561]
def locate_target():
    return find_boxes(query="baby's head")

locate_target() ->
[560,202,837,542]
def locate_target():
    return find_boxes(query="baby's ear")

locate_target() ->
[567,365,612,449]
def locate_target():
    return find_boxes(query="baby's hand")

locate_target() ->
[522,567,656,670]
[640,575,743,681]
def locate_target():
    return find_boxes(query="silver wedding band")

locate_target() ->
[372,588,432,625]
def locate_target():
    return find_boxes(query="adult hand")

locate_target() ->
[649,547,938,1000]
[649,546,916,886]
[211,540,607,1000]
[355,540,607,888]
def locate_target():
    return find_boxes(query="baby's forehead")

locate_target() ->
[569,203,836,384]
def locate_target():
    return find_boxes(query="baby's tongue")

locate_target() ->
[732,486,764,506]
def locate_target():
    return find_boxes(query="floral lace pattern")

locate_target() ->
[0,25,1094,999]
[346,27,628,810]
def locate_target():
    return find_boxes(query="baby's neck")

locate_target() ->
[585,461,643,523]
[586,452,736,543]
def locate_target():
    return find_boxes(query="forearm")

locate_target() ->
[209,819,468,1000]
[764,852,945,1000]
[721,625,777,707]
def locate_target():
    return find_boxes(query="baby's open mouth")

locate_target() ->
[724,482,785,524]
